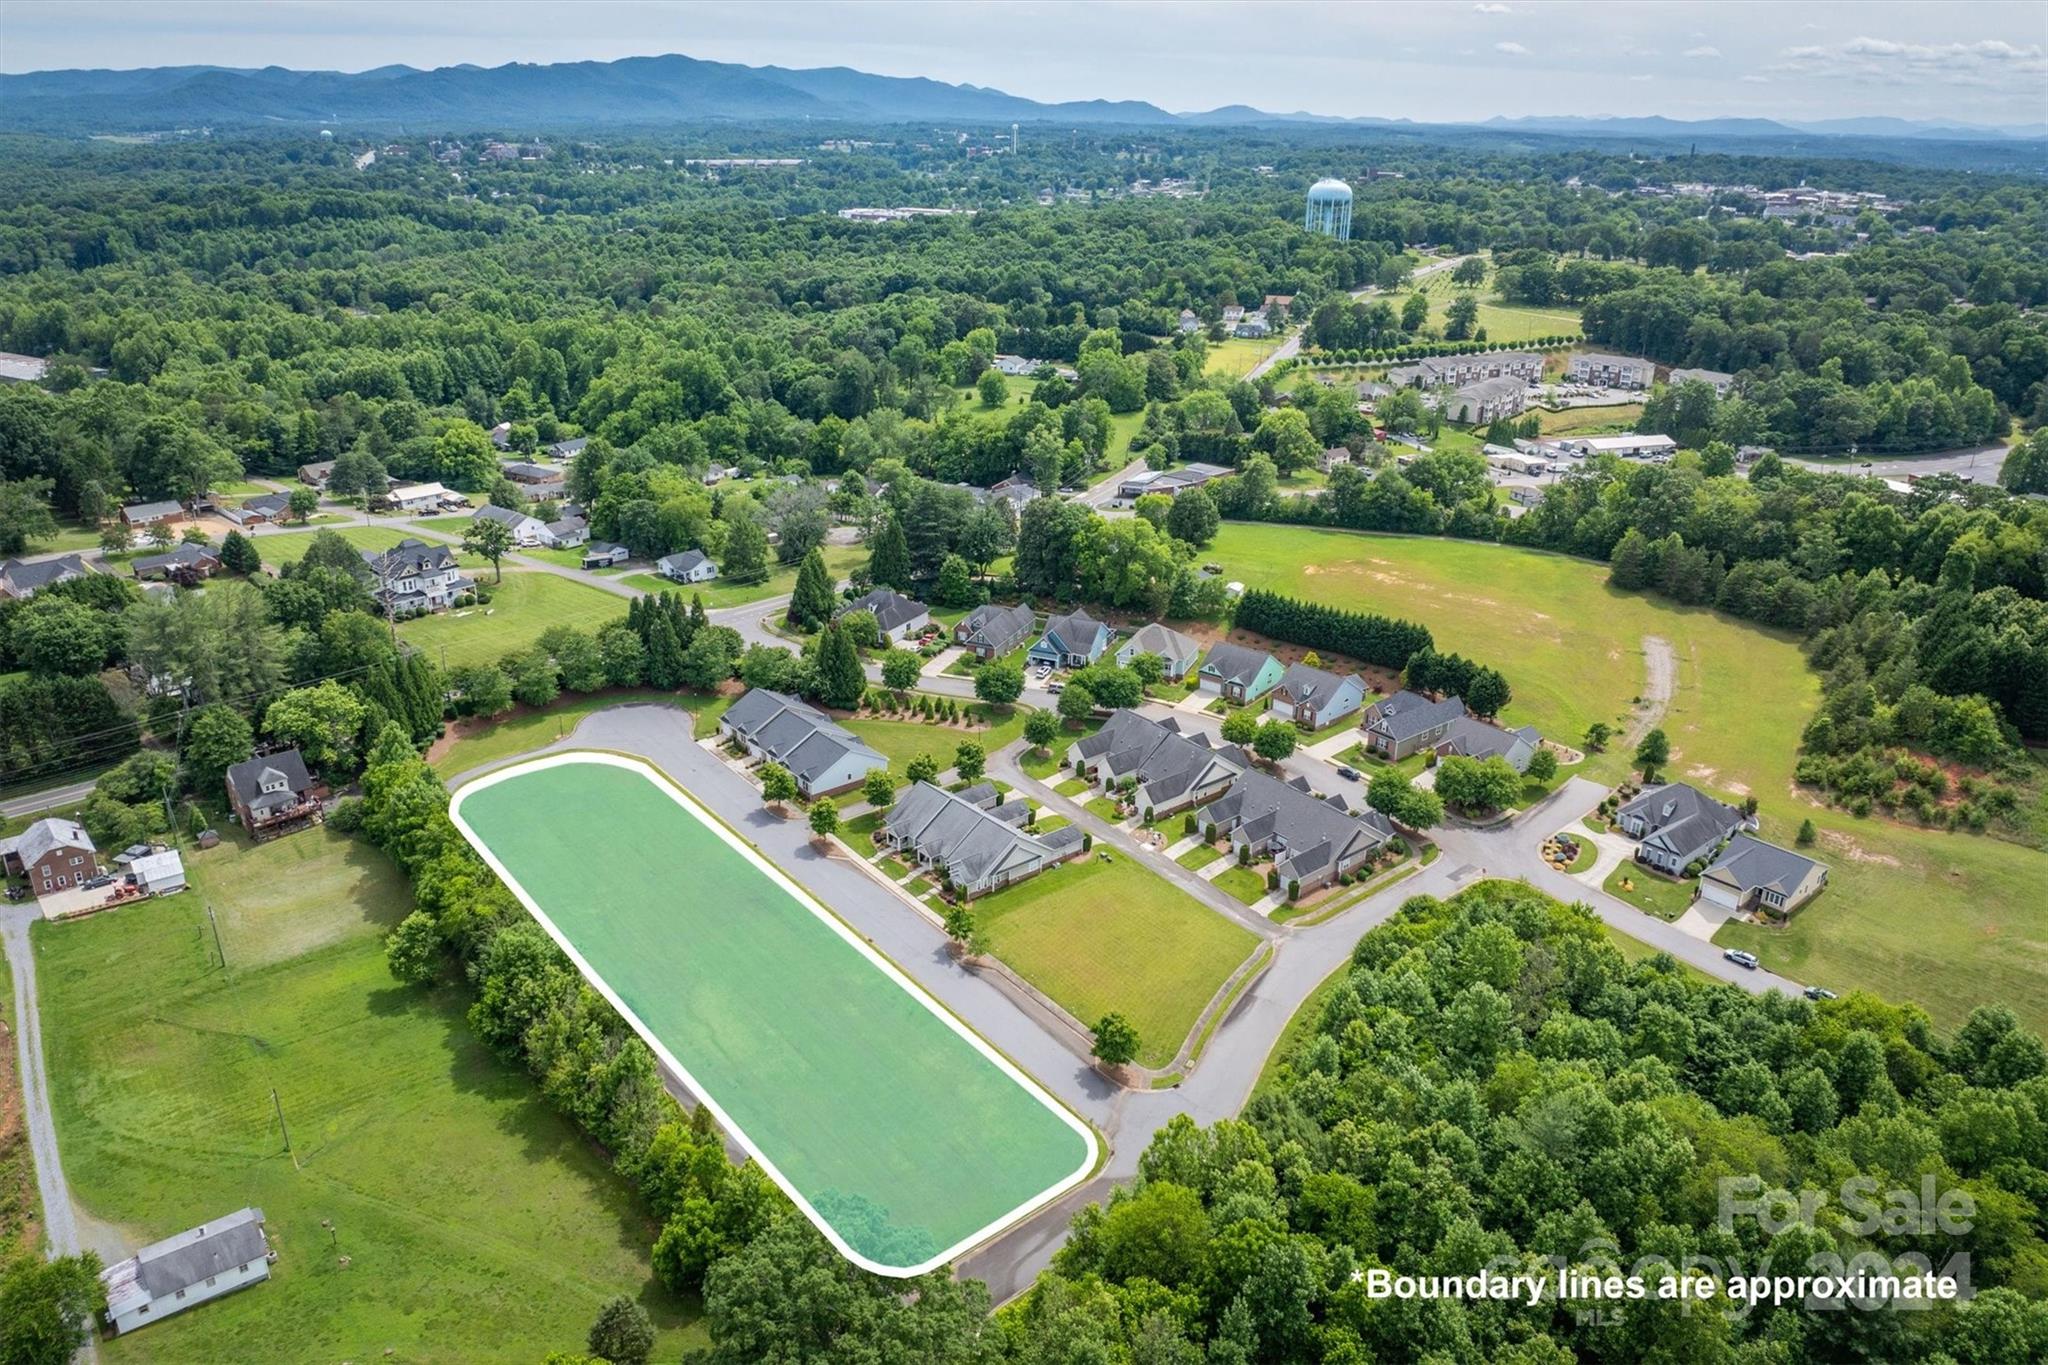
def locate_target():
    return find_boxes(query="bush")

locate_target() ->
[327,796,366,832]
[1288,879,1301,901]
[1081,832,1093,852]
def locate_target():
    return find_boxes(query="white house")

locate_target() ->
[470,503,549,547]
[385,482,456,513]
[657,549,719,584]
[101,1207,272,1335]
[1568,353,1653,389]
[837,587,931,642]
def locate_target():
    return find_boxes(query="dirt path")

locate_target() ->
[1624,635,1677,748]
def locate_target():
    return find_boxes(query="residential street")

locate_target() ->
[443,700,1801,1300]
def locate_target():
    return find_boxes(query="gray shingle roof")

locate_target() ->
[472,503,538,529]
[123,499,184,522]
[7,817,94,868]
[363,538,460,580]
[1363,690,1468,743]
[1432,715,1541,767]
[1120,621,1200,667]
[226,749,315,814]
[839,587,928,634]
[131,542,220,576]
[1274,661,1363,709]
[956,601,1036,652]
[721,689,884,789]
[1201,642,1277,688]
[1619,782,1740,835]
[132,1207,268,1300]
[0,554,89,595]
[882,782,1059,889]
[1073,710,1245,810]
[1206,769,1392,884]
[1039,609,1108,656]
[1702,834,1823,896]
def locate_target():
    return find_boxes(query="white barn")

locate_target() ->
[101,1207,272,1335]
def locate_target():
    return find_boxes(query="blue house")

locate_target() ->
[1028,609,1112,669]
[1199,642,1286,704]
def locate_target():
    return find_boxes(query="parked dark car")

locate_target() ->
[1804,986,1837,1001]
[1335,766,1360,781]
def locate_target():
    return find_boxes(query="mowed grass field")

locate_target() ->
[1204,336,1278,378]
[397,570,628,669]
[35,824,698,1363]
[844,706,1029,782]
[968,856,1259,1069]
[250,525,446,567]
[429,691,732,778]
[1406,264,1584,345]
[1208,522,2048,1033]
[453,757,1091,1269]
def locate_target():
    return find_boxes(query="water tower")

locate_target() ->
[1304,177,1353,240]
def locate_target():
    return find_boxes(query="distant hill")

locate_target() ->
[1,53,2038,145]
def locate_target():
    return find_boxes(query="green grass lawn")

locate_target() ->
[843,705,1027,781]
[25,519,113,554]
[968,856,1257,1069]
[455,758,1091,1268]
[1207,522,2048,1033]
[1053,776,1091,796]
[1178,843,1226,872]
[616,543,865,610]
[1602,862,1697,921]
[250,525,472,568]
[1537,403,1647,437]
[397,570,629,670]
[412,515,475,535]
[1211,864,1268,907]
[1404,264,1584,345]
[430,690,730,777]
[35,824,700,1362]
[0,931,32,1261]
[1603,925,1717,985]
[1084,795,1124,823]
[1204,336,1280,378]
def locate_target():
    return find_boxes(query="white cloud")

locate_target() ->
[1473,3,1512,13]
[1770,35,2047,89]
[1683,46,1722,59]
[1739,74,1771,84]
[1493,40,1529,56]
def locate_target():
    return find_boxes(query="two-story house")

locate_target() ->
[0,818,101,896]
[361,539,475,614]
[225,750,326,843]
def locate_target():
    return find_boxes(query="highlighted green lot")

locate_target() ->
[449,754,1093,1274]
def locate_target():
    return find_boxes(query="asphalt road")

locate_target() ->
[1781,442,2010,484]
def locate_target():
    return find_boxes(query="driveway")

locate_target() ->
[2,904,94,1291]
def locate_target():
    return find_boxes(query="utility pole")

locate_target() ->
[207,905,226,967]
[272,1088,299,1169]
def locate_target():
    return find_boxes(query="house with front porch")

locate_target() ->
[1270,662,1367,730]
[1028,609,1111,669]
[878,781,1083,897]
[1432,715,1544,773]
[1114,622,1202,681]
[1071,711,1247,817]
[1617,781,1747,875]
[1198,642,1284,704]
[838,587,931,643]
[1698,835,1827,914]
[1360,691,1468,761]
[1204,769,1394,896]
[718,689,886,798]
[954,601,1037,660]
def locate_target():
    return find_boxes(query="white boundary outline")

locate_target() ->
[447,750,1099,1278]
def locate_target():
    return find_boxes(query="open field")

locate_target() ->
[251,525,467,567]
[966,855,1258,1069]
[617,542,864,609]
[1208,522,2048,1034]
[452,755,1092,1272]
[36,823,698,1362]
[1536,403,1646,437]
[396,570,626,670]
[1204,336,1278,378]
[1404,265,1584,345]
[430,690,732,777]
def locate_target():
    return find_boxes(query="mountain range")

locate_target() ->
[2,53,2041,143]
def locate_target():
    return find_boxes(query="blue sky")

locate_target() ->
[3,0,2044,127]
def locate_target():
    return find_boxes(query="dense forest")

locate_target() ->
[1,125,2044,1361]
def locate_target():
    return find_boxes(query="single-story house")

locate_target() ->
[1205,769,1395,896]
[1115,463,1232,501]
[1361,691,1469,761]
[121,499,185,528]
[545,436,589,461]
[220,492,293,528]
[718,689,887,798]
[499,461,560,485]
[878,781,1082,897]
[225,750,325,843]
[1618,782,1747,876]
[1072,710,1247,817]
[1114,622,1202,680]
[1698,834,1827,914]
[297,461,335,488]
[1509,485,1545,506]
[130,849,188,896]
[1432,715,1544,772]
[1271,662,1368,731]
[0,553,90,600]
[838,587,931,642]
[544,515,588,549]
[1198,642,1285,704]
[1028,609,1112,669]
[130,542,222,584]
[954,601,1037,660]
[582,542,631,570]
[0,818,101,896]
[470,503,549,547]
[384,482,457,513]
[100,1207,271,1336]
[657,549,719,584]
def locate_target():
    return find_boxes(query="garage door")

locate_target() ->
[1699,879,1740,911]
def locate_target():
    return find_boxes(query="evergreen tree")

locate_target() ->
[814,622,865,709]
[788,547,837,631]
[643,609,687,690]
[218,529,261,574]
[868,513,912,590]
